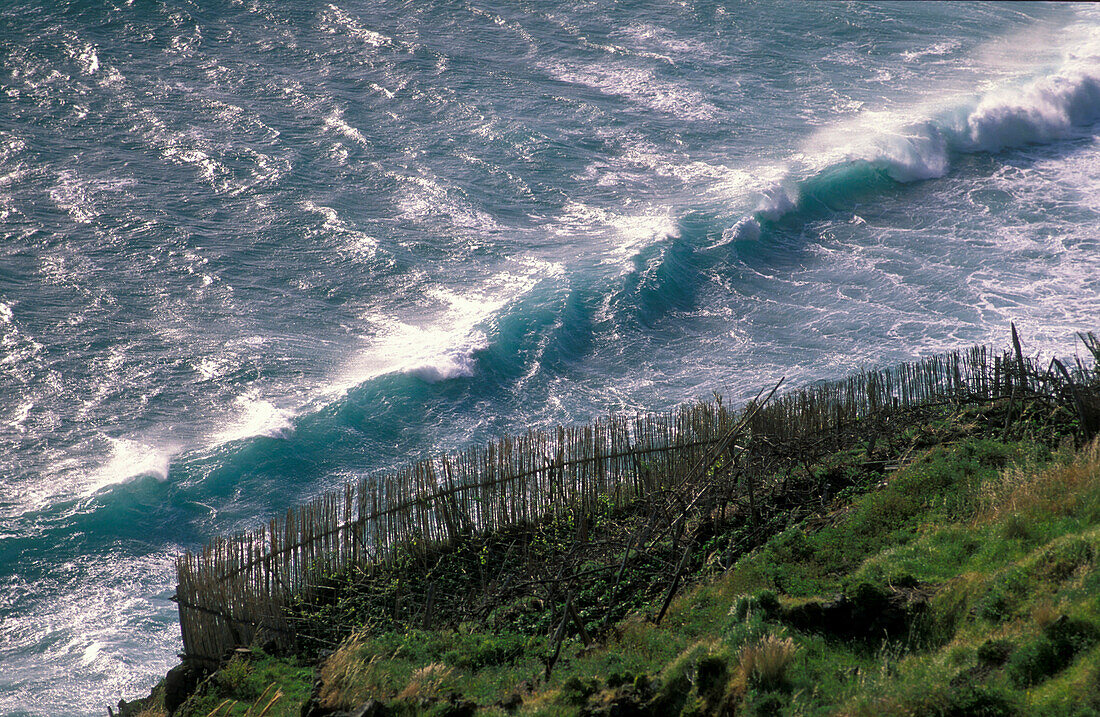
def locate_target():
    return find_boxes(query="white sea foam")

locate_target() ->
[76,45,99,75]
[335,312,484,390]
[213,391,295,444]
[901,40,961,63]
[50,170,98,224]
[0,552,180,717]
[9,400,33,431]
[302,200,378,258]
[394,172,499,230]
[319,3,402,51]
[129,104,286,195]
[618,23,713,61]
[755,185,798,220]
[323,108,369,146]
[84,438,174,496]
[194,357,223,380]
[581,132,756,195]
[718,216,760,245]
[332,262,557,393]
[464,5,537,46]
[554,201,679,263]
[80,641,103,666]
[367,316,488,383]
[865,17,1100,165]
[0,134,27,165]
[722,14,1100,242]
[541,60,718,121]
[954,66,1100,152]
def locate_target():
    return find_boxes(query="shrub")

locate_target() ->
[1047,616,1100,656]
[1007,638,1062,688]
[442,633,530,670]
[652,641,711,715]
[695,653,729,696]
[740,690,788,715]
[976,638,1015,667]
[1038,537,1096,582]
[976,568,1029,623]
[1007,616,1099,687]
[731,590,780,621]
[938,684,1020,717]
[214,657,256,699]
[559,676,598,706]
[1001,513,1032,541]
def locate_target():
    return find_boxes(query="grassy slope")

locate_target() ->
[139,403,1100,717]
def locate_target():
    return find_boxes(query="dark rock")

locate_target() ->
[499,691,523,711]
[116,696,150,717]
[781,582,931,643]
[302,698,354,717]
[164,661,206,714]
[349,699,389,717]
[300,676,332,717]
[299,697,326,717]
[438,695,476,717]
[300,672,366,717]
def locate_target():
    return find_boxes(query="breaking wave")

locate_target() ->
[724,31,1100,243]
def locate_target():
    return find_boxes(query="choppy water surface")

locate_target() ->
[3,2,1100,713]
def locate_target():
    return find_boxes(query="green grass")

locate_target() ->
[139,396,1100,716]
[293,434,1100,715]
[175,651,313,717]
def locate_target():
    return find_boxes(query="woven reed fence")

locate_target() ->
[175,334,1098,663]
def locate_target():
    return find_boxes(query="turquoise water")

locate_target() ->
[3,1,1100,713]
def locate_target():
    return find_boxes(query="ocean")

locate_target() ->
[3,1,1100,713]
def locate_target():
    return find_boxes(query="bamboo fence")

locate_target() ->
[175,336,1098,663]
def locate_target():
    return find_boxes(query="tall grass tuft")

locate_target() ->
[318,635,387,708]
[738,633,797,689]
[397,663,455,701]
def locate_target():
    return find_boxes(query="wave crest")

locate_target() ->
[723,24,1100,241]
[957,67,1100,152]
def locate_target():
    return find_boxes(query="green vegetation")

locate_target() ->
[122,651,314,717]
[128,341,1100,716]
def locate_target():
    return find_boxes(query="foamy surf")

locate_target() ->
[212,392,296,445]
[83,438,174,497]
[721,17,1100,244]
[331,264,558,395]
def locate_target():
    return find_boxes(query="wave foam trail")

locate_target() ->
[555,201,679,265]
[333,264,557,394]
[341,308,487,389]
[723,14,1100,241]
[213,392,296,445]
[84,439,173,496]
[374,319,487,384]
